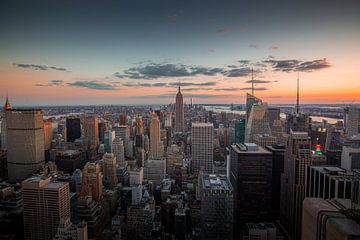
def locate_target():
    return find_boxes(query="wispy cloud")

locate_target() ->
[34,80,64,87]
[248,44,260,50]
[123,81,217,88]
[67,80,118,90]
[263,58,331,72]
[215,87,268,91]
[13,63,70,72]
[244,79,273,84]
[269,45,279,50]
[136,93,233,99]
[216,27,230,33]
[115,62,224,79]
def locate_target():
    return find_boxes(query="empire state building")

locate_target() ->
[175,83,184,132]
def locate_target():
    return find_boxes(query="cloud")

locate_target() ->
[244,79,273,84]
[34,79,64,87]
[67,81,118,90]
[215,87,268,91]
[297,58,331,71]
[238,60,250,65]
[263,58,331,72]
[136,93,232,99]
[223,67,253,77]
[208,48,215,52]
[123,81,217,88]
[269,45,279,50]
[263,59,301,72]
[248,44,260,49]
[13,63,70,72]
[216,27,230,33]
[115,62,224,79]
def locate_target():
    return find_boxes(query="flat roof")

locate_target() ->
[231,143,271,154]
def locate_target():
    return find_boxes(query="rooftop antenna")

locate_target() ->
[296,71,300,114]
[178,80,181,92]
[251,68,254,96]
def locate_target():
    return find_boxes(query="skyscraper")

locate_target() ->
[344,107,360,137]
[268,107,280,128]
[43,119,53,150]
[191,122,214,174]
[66,117,81,143]
[341,135,360,171]
[302,198,360,240]
[81,162,103,201]
[175,83,184,132]
[149,112,161,158]
[230,143,272,230]
[280,131,326,240]
[22,176,70,240]
[1,95,11,149]
[112,136,125,166]
[246,93,262,121]
[235,119,245,144]
[245,102,271,143]
[135,115,144,135]
[83,115,99,149]
[6,109,45,181]
[102,153,117,188]
[199,174,233,240]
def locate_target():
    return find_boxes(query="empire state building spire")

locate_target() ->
[175,82,184,132]
[4,93,12,110]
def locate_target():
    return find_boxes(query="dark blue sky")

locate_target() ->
[1,0,360,105]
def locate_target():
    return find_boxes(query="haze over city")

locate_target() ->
[1,0,360,105]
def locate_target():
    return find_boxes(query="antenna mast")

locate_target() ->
[296,72,300,114]
[251,68,254,96]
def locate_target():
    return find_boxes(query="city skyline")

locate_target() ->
[1,0,360,105]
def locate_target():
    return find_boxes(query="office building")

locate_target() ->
[280,131,326,240]
[1,95,12,149]
[66,117,81,143]
[245,102,271,143]
[285,113,311,133]
[144,157,166,186]
[6,109,45,181]
[341,135,360,171]
[235,119,245,144]
[129,166,144,186]
[112,136,125,166]
[324,129,343,166]
[268,107,280,129]
[266,144,286,218]
[102,153,118,188]
[246,93,262,121]
[200,174,233,240]
[174,207,187,240]
[119,112,127,125]
[81,162,103,201]
[54,218,88,240]
[344,107,360,137]
[149,112,162,158]
[22,176,70,240]
[166,144,183,177]
[302,198,360,240]
[135,115,144,135]
[103,130,115,153]
[83,115,99,149]
[43,119,53,150]
[242,223,284,240]
[55,149,86,174]
[230,143,272,228]
[253,134,277,148]
[305,166,360,201]
[175,83,184,132]
[191,122,214,174]
[77,196,104,239]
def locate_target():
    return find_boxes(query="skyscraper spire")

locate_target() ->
[178,81,181,92]
[4,92,12,110]
[296,72,300,114]
[251,68,254,96]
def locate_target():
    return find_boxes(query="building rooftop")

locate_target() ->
[231,143,271,154]
[310,166,360,180]
[192,122,213,127]
[202,174,233,192]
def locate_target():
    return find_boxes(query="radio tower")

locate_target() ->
[251,68,254,96]
[296,72,300,114]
